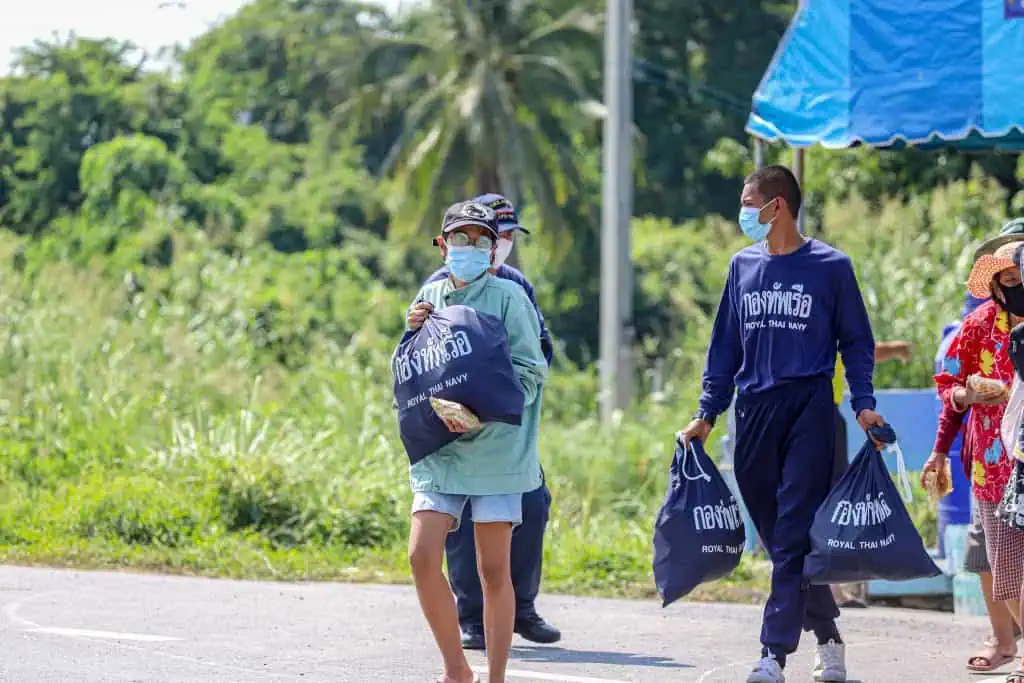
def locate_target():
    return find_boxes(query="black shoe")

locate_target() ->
[514,613,561,644]
[461,624,485,650]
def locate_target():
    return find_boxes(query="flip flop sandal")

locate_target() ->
[1006,670,1024,683]
[984,639,1022,649]
[968,651,1016,672]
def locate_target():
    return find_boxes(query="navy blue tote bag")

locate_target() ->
[804,424,942,584]
[653,438,745,607]
[392,304,525,464]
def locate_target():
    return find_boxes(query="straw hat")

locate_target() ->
[966,241,1022,299]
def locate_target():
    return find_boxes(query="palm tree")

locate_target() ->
[342,0,602,248]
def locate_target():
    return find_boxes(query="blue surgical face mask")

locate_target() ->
[447,245,492,282]
[738,199,776,242]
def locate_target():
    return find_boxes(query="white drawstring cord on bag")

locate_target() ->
[886,442,914,504]
[679,441,713,483]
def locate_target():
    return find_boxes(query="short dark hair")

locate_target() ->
[744,165,802,220]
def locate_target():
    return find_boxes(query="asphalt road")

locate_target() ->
[0,565,1007,682]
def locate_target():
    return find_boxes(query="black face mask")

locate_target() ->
[999,282,1024,317]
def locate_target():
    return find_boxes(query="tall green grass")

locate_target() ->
[0,179,1005,599]
[0,244,724,597]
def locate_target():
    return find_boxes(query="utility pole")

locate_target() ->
[599,0,634,422]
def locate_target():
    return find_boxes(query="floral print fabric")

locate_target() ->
[935,300,1015,503]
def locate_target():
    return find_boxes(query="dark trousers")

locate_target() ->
[445,481,552,627]
[833,406,849,483]
[734,378,841,658]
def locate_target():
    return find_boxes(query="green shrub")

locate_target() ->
[68,473,211,548]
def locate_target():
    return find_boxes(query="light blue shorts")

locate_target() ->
[411,491,523,532]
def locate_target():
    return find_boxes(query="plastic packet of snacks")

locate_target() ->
[430,397,482,430]
[968,374,1010,401]
[923,458,953,504]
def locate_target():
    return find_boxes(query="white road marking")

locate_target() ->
[3,594,53,628]
[27,626,181,642]
[695,660,748,683]
[6,599,179,642]
[7,596,286,677]
[474,667,631,683]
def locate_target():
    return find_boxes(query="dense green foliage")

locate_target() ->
[0,0,1021,594]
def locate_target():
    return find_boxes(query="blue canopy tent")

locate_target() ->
[746,0,1024,153]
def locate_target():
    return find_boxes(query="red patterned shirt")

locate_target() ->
[934,300,1015,503]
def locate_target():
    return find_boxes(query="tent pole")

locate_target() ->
[792,147,806,233]
[753,137,764,170]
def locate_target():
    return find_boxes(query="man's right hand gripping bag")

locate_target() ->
[392,304,525,464]
[652,438,745,607]
[804,424,942,585]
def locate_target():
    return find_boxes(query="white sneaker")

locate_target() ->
[813,641,847,682]
[747,656,786,683]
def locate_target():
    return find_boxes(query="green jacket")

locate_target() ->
[403,274,547,496]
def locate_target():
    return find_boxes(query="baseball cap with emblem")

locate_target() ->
[440,201,499,238]
[472,193,530,235]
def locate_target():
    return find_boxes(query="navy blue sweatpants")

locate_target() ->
[445,480,552,627]
[733,377,840,661]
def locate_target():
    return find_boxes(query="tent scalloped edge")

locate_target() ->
[745,120,1024,150]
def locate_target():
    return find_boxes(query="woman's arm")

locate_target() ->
[934,325,974,413]
[875,340,912,363]
[932,394,968,455]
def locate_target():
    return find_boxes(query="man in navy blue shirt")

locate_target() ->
[680,166,886,683]
[421,193,559,650]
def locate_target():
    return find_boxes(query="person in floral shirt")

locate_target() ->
[935,295,1015,500]
[928,238,1024,682]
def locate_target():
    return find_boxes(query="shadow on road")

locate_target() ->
[512,645,692,669]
